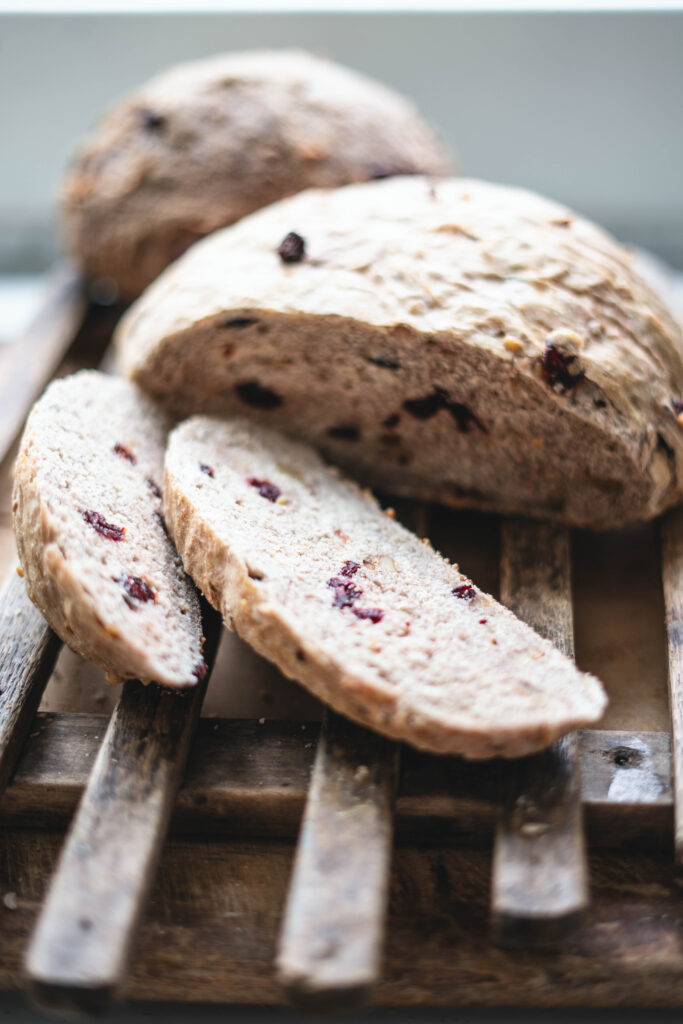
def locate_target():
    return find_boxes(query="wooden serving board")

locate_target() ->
[1,273,683,1010]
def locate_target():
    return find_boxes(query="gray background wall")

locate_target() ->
[2,6,683,269]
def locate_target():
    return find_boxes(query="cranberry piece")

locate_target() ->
[139,108,165,132]
[200,463,215,478]
[673,397,683,416]
[327,425,360,442]
[235,381,283,409]
[403,390,444,420]
[447,402,487,434]
[146,478,162,499]
[223,316,259,329]
[479,618,488,624]
[113,443,136,464]
[366,354,401,370]
[277,232,305,264]
[82,510,125,541]
[248,477,281,502]
[340,561,360,577]
[192,660,208,682]
[327,577,362,609]
[353,607,384,623]
[119,574,156,605]
[542,343,585,393]
[452,583,477,601]
[403,388,486,433]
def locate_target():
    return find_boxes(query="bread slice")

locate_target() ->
[163,417,606,758]
[118,176,683,530]
[62,49,451,298]
[12,370,204,688]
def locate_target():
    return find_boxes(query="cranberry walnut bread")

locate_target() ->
[118,176,683,530]
[12,371,205,688]
[62,49,451,299]
[163,417,606,758]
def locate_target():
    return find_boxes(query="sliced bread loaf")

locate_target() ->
[12,371,204,687]
[62,49,451,298]
[163,417,607,758]
[118,176,683,530]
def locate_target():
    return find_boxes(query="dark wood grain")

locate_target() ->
[0,714,671,846]
[276,711,398,1011]
[24,602,221,1013]
[493,519,587,946]
[660,505,683,866]
[0,571,61,794]
[0,265,85,467]
[4,830,683,1006]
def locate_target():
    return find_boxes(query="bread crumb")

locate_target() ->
[386,507,396,519]
[15,566,23,578]
[677,413,683,430]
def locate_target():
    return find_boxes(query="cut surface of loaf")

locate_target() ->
[119,176,683,530]
[164,417,607,758]
[12,371,204,687]
[62,49,451,298]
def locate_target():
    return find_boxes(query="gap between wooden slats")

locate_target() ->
[0,572,61,794]
[24,602,222,1014]
[492,520,588,946]
[660,505,683,867]
[276,500,427,1011]
[0,265,85,468]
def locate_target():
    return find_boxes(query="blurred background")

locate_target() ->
[2,1,683,274]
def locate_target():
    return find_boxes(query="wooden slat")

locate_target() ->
[275,500,429,1009]
[0,265,85,467]
[660,504,683,866]
[0,571,61,794]
[492,520,588,946]
[276,711,398,1011]
[275,499,429,1010]
[24,603,222,1013]
[0,716,671,844]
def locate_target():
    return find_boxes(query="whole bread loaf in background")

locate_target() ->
[62,49,452,298]
[163,416,607,758]
[118,176,683,530]
[12,371,205,688]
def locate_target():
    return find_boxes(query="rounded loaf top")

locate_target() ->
[61,49,452,298]
[117,175,683,529]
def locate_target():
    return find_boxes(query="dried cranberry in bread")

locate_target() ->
[12,371,204,687]
[163,417,606,758]
[62,50,451,298]
[118,176,683,530]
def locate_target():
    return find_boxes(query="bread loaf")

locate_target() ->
[118,176,683,529]
[62,50,451,298]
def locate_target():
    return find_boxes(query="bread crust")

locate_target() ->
[120,176,683,529]
[164,416,606,758]
[62,50,451,298]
